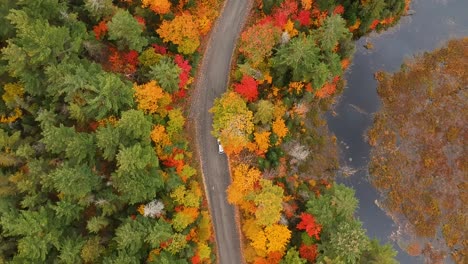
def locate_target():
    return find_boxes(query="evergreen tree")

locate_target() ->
[58,237,85,264]
[2,10,84,95]
[360,240,398,264]
[96,124,121,161]
[0,0,16,40]
[117,110,152,144]
[113,143,163,204]
[272,34,329,88]
[107,10,148,52]
[84,0,114,21]
[51,200,84,225]
[358,0,386,33]
[317,15,352,53]
[145,219,173,247]
[45,60,134,120]
[45,163,101,202]
[148,56,181,94]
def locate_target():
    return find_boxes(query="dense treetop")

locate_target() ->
[0,0,222,263]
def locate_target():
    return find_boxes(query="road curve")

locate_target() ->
[190,1,251,264]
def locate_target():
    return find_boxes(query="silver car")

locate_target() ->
[217,139,224,154]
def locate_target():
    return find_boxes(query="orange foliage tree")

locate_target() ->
[150,124,172,158]
[190,0,220,35]
[142,0,171,15]
[301,0,312,10]
[254,131,271,154]
[93,21,108,40]
[239,22,281,66]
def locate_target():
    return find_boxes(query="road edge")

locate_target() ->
[188,1,254,263]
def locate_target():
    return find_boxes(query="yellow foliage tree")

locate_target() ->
[249,224,291,256]
[197,211,212,242]
[251,229,267,256]
[172,207,199,232]
[264,224,291,253]
[251,179,284,226]
[254,131,271,154]
[2,83,24,108]
[150,125,172,158]
[133,81,172,115]
[227,163,262,209]
[170,183,201,208]
[272,118,289,144]
[210,92,254,155]
[157,13,200,55]
[243,218,263,242]
[198,242,211,260]
[273,102,287,119]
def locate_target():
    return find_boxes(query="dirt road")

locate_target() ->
[190,1,251,263]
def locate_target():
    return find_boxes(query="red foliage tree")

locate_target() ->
[273,11,289,28]
[257,15,277,27]
[370,19,380,30]
[266,0,299,28]
[171,54,192,100]
[108,47,123,72]
[278,0,299,17]
[234,75,258,102]
[174,54,192,89]
[93,21,108,40]
[333,5,345,15]
[107,47,139,74]
[124,50,139,67]
[299,244,318,263]
[134,16,146,28]
[152,44,167,55]
[296,213,322,239]
[191,253,201,264]
[297,10,311,26]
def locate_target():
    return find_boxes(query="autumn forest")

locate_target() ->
[0,0,465,264]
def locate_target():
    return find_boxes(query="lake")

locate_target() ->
[327,0,468,262]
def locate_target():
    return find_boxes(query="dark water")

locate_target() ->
[327,0,468,262]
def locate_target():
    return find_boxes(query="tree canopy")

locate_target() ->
[0,0,221,262]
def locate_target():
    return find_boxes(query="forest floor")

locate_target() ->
[190,1,252,263]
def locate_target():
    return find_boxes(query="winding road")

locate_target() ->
[190,1,251,264]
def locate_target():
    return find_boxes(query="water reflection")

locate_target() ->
[326,0,468,262]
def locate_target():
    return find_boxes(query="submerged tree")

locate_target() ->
[369,38,467,262]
